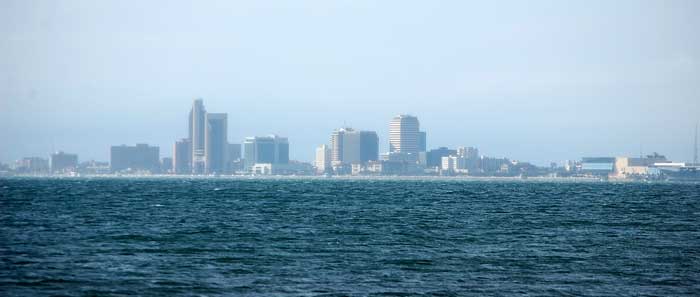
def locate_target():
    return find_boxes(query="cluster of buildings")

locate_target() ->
[567,153,699,181]
[2,99,698,180]
[313,115,544,177]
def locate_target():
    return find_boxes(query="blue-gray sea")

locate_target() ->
[1,178,699,296]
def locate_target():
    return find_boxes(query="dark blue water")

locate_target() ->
[1,178,699,296]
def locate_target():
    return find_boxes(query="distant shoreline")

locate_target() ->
[2,174,695,184]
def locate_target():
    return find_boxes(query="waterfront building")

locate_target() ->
[479,157,511,175]
[77,161,110,175]
[579,157,615,176]
[364,160,422,176]
[426,147,456,168]
[389,115,420,158]
[49,151,78,174]
[173,138,192,174]
[204,113,227,174]
[243,135,289,170]
[613,153,670,178]
[14,157,49,174]
[441,156,456,174]
[315,144,331,174]
[456,147,480,172]
[250,161,313,176]
[161,157,173,173]
[110,144,160,173]
[330,128,379,167]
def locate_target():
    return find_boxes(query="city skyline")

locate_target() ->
[2,1,699,165]
[2,97,699,167]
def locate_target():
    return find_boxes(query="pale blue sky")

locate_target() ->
[1,0,699,165]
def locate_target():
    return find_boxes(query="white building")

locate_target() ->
[315,144,331,174]
[389,115,420,156]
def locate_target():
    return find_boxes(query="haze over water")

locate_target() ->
[1,1,699,164]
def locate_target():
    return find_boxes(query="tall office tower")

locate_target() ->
[49,151,78,173]
[205,113,228,174]
[330,128,349,164]
[359,131,379,163]
[110,144,160,173]
[389,115,420,155]
[418,131,427,152]
[330,128,379,164]
[342,129,361,164]
[189,99,207,174]
[243,135,290,170]
[173,138,192,174]
[315,144,331,174]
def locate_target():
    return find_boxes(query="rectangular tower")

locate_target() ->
[173,138,192,174]
[389,115,420,159]
[189,99,206,174]
[205,113,228,174]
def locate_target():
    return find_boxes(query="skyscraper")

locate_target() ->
[205,113,228,174]
[359,131,379,163]
[389,115,420,158]
[173,138,192,174]
[330,128,379,165]
[330,128,348,164]
[189,99,206,174]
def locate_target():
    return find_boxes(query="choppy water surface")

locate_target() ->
[1,178,699,296]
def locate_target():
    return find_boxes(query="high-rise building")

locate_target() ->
[359,131,379,163]
[189,99,207,174]
[389,115,420,159]
[173,138,192,174]
[161,157,173,173]
[419,131,427,152]
[49,151,78,173]
[330,128,347,164]
[205,113,227,174]
[330,128,379,165]
[456,147,480,172]
[315,144,331,174]
[110,144,160,173]
[243,135,289,170]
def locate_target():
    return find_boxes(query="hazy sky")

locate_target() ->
[1,0,699,165]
